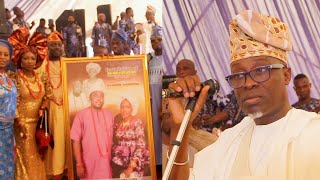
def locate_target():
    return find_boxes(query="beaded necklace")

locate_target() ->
[18,69,42,99]
[46,58,62,89]
[91,107,110,158]
[46,58,63,105]
[0,73,13,91]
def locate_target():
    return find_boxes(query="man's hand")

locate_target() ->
[76,164,86,178]
[14,119,27,139]
[38,109,43,117]
[168,75,209,127]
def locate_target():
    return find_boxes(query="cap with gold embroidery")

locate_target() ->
[229,10,292,65]
[48,31,63,42]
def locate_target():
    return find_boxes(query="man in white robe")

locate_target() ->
[166,10,320,180]
[144,5,157,54]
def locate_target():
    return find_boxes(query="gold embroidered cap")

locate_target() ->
[229,10,292,64]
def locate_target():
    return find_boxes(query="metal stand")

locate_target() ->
[163,97,197,180]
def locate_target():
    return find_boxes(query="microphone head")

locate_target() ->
[162,75,177,89]
[203,79,220,96]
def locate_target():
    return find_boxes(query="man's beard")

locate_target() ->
[49,53,61,60]
[248,112,263,119]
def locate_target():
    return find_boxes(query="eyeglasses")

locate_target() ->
[225,64,286,89]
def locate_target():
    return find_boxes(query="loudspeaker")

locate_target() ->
[97,4,112,25]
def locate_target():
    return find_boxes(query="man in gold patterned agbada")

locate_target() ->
[38,31,67,179]
[166,10,320,180]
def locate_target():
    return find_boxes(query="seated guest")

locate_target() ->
[292,73,320,112]
[194,90,246,134]
[162,59,211,171]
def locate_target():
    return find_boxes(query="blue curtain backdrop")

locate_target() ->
[163,0,320,104]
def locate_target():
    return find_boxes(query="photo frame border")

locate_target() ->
[61,55,156,180]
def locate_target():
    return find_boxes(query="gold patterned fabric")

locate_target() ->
[14,72,49,180]
[229,10,292,64]
[39,59,67,175]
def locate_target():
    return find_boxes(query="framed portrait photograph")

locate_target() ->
[62,55,156,180]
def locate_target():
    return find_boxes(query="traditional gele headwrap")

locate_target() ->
[229,10,292,65]
[8,27,48,69]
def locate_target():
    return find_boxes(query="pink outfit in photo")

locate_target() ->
[71,107,114,179]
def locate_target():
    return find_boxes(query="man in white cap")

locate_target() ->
[71,87,114,179]
[166,10,320,180]
[144,5,157,54]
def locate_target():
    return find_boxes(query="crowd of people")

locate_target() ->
[1,4,162,180]
[5,6,159,58]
